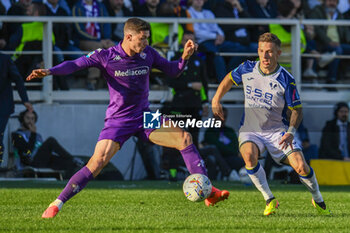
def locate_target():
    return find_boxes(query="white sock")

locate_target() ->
[49,199,64,210]
[246,163,274,201]
[299,167,323,203]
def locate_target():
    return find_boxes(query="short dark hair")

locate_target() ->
[124,17,150,33]
[258,33,281,48]
[19,109,38,124]
[334,102,349,117]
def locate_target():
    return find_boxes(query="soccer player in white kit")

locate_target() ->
[212,33,331,216]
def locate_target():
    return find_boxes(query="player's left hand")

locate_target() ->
[182,39,197,60]
[279,132,294,150]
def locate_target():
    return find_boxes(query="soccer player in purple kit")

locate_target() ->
[27,18,229,218]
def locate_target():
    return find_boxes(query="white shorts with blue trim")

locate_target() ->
[238,131,302,165]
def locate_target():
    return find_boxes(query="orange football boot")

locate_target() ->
[205,186,230,206]
[42,205,60,218]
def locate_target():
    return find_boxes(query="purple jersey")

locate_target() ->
[50,42,187,121]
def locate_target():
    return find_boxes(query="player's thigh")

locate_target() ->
[239,132,264,167]
[87,139,120,176]
[148,123,191,150]
[284,151,310,175]
[239,142,260,167]
[265,132,303,165]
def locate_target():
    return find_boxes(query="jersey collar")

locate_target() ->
[257,62,281,76]
[116,41,129,58]
[116,41,148,59]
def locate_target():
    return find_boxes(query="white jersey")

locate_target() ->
[230,61,302,133]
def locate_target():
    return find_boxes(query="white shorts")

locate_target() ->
[238,131,302,165]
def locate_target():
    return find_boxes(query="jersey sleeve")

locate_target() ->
[285,80,302,109]
[85,48,109,69]
[49,48,108,75]
[229,62,245,86]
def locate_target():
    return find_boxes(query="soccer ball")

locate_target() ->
[183,173,212,202]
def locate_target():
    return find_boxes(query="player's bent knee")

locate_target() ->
[241,149,258,166]
[295,164,310,175]
[87,154,110,174]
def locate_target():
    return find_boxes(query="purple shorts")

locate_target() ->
[98,114,159,148]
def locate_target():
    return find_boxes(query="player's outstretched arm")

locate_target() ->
[181,39,198,60]
[26,69,51,81]
[26,56,94,81]
[212,74,234,121]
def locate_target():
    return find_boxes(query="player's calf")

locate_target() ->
[41,166,93,218]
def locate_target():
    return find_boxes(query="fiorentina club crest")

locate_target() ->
[140,52,147,59]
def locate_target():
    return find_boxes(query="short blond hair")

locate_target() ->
[258,33,281,47]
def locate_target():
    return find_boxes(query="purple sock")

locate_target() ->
[180,144,208,175]
[58,166,94,203]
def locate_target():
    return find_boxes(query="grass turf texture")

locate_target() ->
[1,181,349,232]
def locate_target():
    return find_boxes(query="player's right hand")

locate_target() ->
[212,100,224,121]
[279,132,294,150]
[26,69,51,81]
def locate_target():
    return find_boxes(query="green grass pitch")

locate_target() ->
[1,180,350,232]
